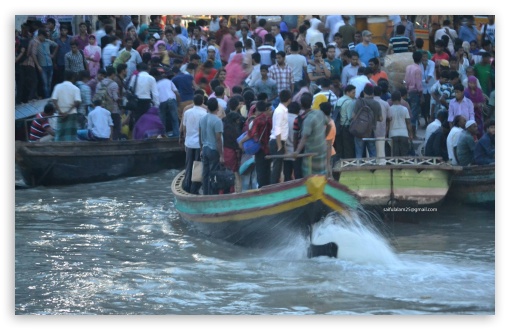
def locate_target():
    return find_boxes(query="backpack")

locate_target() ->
[349,100,374,138]
[93,80,115,111]
[332,99,348,136]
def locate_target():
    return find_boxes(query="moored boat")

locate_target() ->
[15,138,185,186]
[447,164,495,206]
[171,170,359,253]
[333,157,462,207]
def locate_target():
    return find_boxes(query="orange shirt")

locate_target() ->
[326,118,336,156]
[372,70,389,84]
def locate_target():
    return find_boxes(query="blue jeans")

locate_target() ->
[202,146,220,195]
[159,98,179,136]
[354,134,376,158]
[39,66,54,99]
[408,90,421,129]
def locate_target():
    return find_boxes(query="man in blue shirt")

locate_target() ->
[354,30,380,67]
[271,25,285,52]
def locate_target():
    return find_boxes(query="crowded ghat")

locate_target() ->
[15,15,495,194]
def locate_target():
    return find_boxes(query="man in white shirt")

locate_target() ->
[425,110,447,145]
[246,52,262,88]
[228,41,245,64]
[82,99,113,140]
[434,19,458,55]
[182,94,208,194]
[102,35,119,68]
[118,37,142,80]
[51,70,82,141]
[128,62,159,125]
[446,115,466,165]
[326,15,344,44]
[269,89,292,184]
[349,67,373,98]
[155,69,181,137]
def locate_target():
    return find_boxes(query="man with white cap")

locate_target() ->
[454,119,478,166]
[354,30,379,67]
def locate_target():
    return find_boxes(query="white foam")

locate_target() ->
[311,211,401,266]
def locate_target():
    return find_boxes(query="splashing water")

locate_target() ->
[311,208,401,266]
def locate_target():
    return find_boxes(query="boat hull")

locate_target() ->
[15,139,185,186]
[338,168,452,206]
[171,170,359,248]
[333,157,461,207]
[447,164,495,206]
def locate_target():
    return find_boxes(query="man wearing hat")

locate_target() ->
[454,119,478,166]
[448,83,474,126]
[354,30,379,67]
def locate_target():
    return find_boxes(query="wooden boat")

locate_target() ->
[171,170,359,254]
[333,156,462,207]
[15,138,185,186]
[447,164,495,206]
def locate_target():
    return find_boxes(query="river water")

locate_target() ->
[14,168,496,316]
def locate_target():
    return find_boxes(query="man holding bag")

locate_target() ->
[182,94,208,194]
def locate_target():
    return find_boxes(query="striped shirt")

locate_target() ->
[188,37,207,52]
[257,44,277,66]
[268,64,294,93]
[29,113,52,141]
[65,51,86,73]
[389,36,411,53]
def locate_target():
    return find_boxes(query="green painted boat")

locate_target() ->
[171,170,359,251]
[333,157,462,207]
[447,164,495,206]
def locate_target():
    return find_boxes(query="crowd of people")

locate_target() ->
[18,15,495,194]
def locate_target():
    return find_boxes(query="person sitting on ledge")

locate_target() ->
[77,99,113,141]
[132,106,166,140]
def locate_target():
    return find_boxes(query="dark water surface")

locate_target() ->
[14,169,495,315]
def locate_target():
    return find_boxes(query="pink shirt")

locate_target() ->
[219,34,238,63]
[405,63,423,93]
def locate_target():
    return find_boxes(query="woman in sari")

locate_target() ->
[224,53,248,91]
[464,76,486,139]
[84,35,101,78]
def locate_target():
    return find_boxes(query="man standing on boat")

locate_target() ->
[199,98,224,195]
[182,94,208,194]
[269,89,292,184]
[51,70,82,141]
[128,62,159,125]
